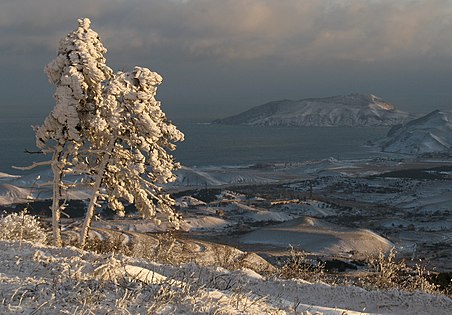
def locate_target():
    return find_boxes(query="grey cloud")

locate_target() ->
[1,0,452,119]
[2,0,451,66]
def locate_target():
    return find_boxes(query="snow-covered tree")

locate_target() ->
[34,18,112,246]
[35,18,183,247]
[79,66,184,247]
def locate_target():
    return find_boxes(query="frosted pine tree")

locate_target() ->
[79,66,184,247]
[34,18,183,247]
[34,18,112,246]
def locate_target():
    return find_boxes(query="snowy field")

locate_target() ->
[1,240,451,314]
[1,157,452,270]
[1,157,452,313]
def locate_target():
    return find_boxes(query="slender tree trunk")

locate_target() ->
[50,145,64,247]
[80,140,115,247]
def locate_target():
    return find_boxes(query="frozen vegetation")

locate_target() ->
[214,94,415,127]
[0,213,451,314]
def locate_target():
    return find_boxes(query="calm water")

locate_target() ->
[0,117,46,174]
[0,118,388,174]
[174,122,387,166]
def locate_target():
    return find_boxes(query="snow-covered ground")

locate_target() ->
[1,156,452,315]
[1,240,451,314]
[240,217,393,257]
[1,157,451,271]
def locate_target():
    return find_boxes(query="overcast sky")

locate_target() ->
[1,0,452,122]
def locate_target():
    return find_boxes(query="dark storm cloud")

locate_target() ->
[1,0,452,119]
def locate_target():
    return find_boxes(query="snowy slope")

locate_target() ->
[214,94,415,127]
[377,110,452,155]
[1,240,451,314]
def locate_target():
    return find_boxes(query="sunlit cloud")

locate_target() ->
[1,0,451,66]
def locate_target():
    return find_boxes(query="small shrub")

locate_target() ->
[278,246,325,282]
[83,233,132,256]
[403,263,440,294]
[212,245,249,271]
[132,232,183,265]
[367,247,441,294]
[367,247,404,288]
[0,210,48,244]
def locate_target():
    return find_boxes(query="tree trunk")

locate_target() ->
[80,140,115,248]
[50,145,64,247]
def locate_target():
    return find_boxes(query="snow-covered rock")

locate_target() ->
[214,93,415,127]
[377,110,452,155]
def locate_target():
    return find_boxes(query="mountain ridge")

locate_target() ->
[214,93,415,127]
[376,110,452,155]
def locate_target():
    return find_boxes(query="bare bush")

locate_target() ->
[131,232,187,265]
[366,247,441,294]
[367,247,404,289]
[212,245,247,271]
[82,233,132,256]
[72,232,188,266]
[403,263,440,294]
[278,246,325,282]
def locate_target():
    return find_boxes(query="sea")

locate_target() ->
[0,117,389,174]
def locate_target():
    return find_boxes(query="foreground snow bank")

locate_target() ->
[0,240,451,314]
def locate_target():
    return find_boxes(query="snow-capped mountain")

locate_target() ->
[214,93,415,127]
[377,110,452,155]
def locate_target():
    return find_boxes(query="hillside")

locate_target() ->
[1,240,451,314]
[377,110,452,155]
[2,156,452,313]
[214,93,415,127]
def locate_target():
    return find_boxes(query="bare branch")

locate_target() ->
[24,149,43,155]
[12,160,52,170]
